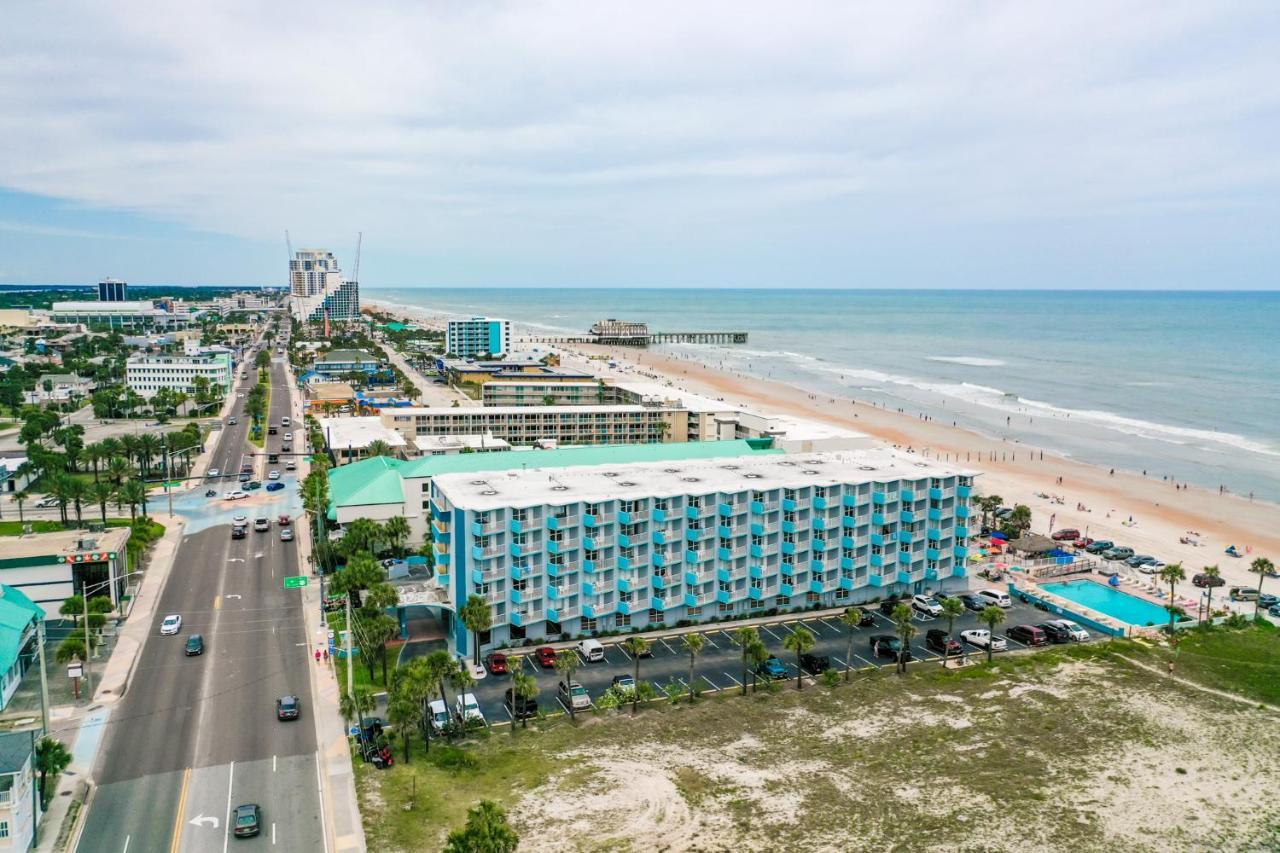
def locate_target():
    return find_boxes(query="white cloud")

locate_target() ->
[1,0,1277,282]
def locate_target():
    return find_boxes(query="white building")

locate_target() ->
[446,317,511,358]
[318,417,409,465]
[23,374,94,405]
[126,352,233,398]
[289,249,360,323]
[48,300,189,329]
[0,729,39,851]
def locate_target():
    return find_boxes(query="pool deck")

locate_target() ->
[1012,571,1195,636]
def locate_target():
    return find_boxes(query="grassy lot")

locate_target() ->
[0,517,133,536]
[326,611,382,695]
[1130,619,1280,706]
[356,633,1280,853]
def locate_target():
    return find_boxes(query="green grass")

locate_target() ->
[326,611,382,695]
[0,517,134,536]
[1133,619,1280,705]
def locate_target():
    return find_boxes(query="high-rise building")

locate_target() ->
[98,277,128,302]
[447,316,511,357]
[288,249,360,323]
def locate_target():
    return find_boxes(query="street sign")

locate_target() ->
[284,576,309,589]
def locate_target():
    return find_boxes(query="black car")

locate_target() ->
[799,653,830,675]
[1192,573,1227,588]
[276,695,301,720]
[1037,622,1073,644]
[185,634,204,656]
[870,635,912,661]
[924,629,962,656]
[959,593,986,612]
[231,526,246,540]
[847,606,876,627]
[504,688,538,720]
[877,597,902,616]
[233,804,261,838]
[1259,593,1279,609]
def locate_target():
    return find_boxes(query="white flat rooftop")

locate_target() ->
[609,379,734,413]
[51,300,162,313]
[433,448,977,511]
[414,433,512,451]
[386,405,652,416]
[318,416,407,450]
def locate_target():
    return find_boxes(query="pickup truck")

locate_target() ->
[799,653,830,675]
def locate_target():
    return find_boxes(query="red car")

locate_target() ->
[535,646,558,668]
[485,652,508,675]
[278,514,291,527]
[1073,537,1094,549]
[1050,529,1080,541]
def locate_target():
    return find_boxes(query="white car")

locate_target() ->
[283,432,293,441]
[1138,560,1165,575]
[160,614,183,635]
[207,468,221,479]
[280,528,294,542]
[35,495,61,508]
[228,417,238,426]
[960,629,1007,651]
[232,514,248,526]
[1046,619,1089,642]
[911,594,942,617]
[268,470,280,480]
[454,693,485,724]
[428,699,450,734]
[223,490,248,501]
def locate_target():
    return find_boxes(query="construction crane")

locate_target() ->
[351,232,362,283]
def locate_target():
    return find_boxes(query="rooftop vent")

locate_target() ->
[480,489,498,496]
[721,465,741,470]
[663,468,681,473]
[743,473,762,479]
[551,485,569,491]
[602,472,619,478]
[681,477,701,483]
[802,470,819,475]
[618,481,637,487]
[859,466,877,471]
[469,480,487,486]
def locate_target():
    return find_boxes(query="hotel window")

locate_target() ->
[834,587,849,601]
[688,496,702,509]
[648,609,663,623]
[585,549,599,562]
[783,533,796,545]
[616,612,631,628]
[751,534,764,548]
[582,616,597,632]
[750,577,763,590]
[619,590,633,604]
[718,537,731,551]
[654,498,668,511]
[842,547,855,560]
[783,511,796,524]
[784,488,797,501]
[0,819,9,839]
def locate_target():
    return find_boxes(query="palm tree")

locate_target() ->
[840,607,863,682]
[890,603,917,674]
[386,685,421,764]
[339,689,376,738]
[940,596,966,666]
[59,594,85,628]
[732,626,761,696]
[621,636,650,715]
[511,670,539,729]
[47,474,70,525]
[35,737,72,809]
[84,443,105,481]
[554,650,581,722]
[424,650,456,736]
[65,478,87,526]
[448,659,476,729]
[1008,504,1032,535]
[1199,564,1221,623]
[364,439,394,459]
[458,595,493,666]
[681,633,704,703]
[13,490,29,524]
[782,625,816,690]
[1252,558,1275,619]
[978,605,1006,664]
[746,639,769,693]
[976,494,1003,532]
[1159,562,1186,632]
[119,479,146,521]
[383,515,410,556]
[105,457,130,494]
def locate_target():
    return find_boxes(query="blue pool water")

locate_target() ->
[1040,580,1182,627]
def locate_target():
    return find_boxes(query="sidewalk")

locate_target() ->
[289,364,367,853]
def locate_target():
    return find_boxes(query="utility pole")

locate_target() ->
[344,591,353,705]
[82,590,93,699]
[37,619,50,733]
[164,435,173,516]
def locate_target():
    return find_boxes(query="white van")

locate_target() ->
[428,699,449,734]
[976,589,1013,609]
[576,638,605,662]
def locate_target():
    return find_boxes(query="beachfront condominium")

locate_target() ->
[289,248,360,323]
[125,351,233,398]
[382,405,677,449]
[98,277,128,302]
[427,446,975,657]
[447,316,511,358]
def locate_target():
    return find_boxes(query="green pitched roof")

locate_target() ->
[327,440,779,518]
[0,584,43,672]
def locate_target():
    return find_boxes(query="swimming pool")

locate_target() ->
[1040,580,1183,627]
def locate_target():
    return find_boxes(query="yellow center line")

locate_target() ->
[214,595,222,611]
[169,767,192,853]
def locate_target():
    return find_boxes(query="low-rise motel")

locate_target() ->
[329,439,975,658]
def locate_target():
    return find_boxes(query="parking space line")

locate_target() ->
[701,632,719,649]
[776,622,796,634]
[615,645,632,662]
[722,671,742,686]
[659,638,677,654]
[851,652,877,668]
[701,675,719,691]
[760,625,784,642]
[832,655,848,670]
[818,618,843,635]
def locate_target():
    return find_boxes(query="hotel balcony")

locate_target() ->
[717,524,733,538]
[955,525,969,539]
[813,496,829,510]
[685,506,701,521]
[872,512,886,526]
[841,535,855,549]
[870,553,884,568]
[582,581,596,597]
[782,498,797,512]
[619,510,648,524]
[653,553,667,568]
[583,559,596,574]
[748,587,764,601]
[653,508,667,523]
[809,579,825,595]
[650,596,667,612]
[782,542,796,556]
[900,489,915,502]
[750,522,777,536]
[471,545,502,560]
[470,520,502,537]
[684,570,698,586]
[749,565,764,579]
[927,507,942,522]
[896,569,912,584]
[716,589,731,605]
[510,519,525,534]
[840,556,855,571]
[780,582,794,597]
[900,510,916,524]
[717,567,732,583]
[813,517,827,531]
[718,503,733,517]
[956,505,970,519]
[957,484,972,498]
[749,543,764,559]
[897,530,913,544]
[618,578,633,594]
[782,520,797,534]
[683,593,698,608]
[780,561,795,577]
[652,574,666,590]
[872,491,887,505]
[618,533,633,548]
[584,513,613,528]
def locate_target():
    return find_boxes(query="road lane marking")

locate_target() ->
[169,767,191,853]
[273,823,277,846]
[214,596,221,611]
[122,836,130,853]
[315,750,331,853]
[223,761,235,853]
[273,754,277,772]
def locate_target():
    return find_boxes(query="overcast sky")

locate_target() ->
[1,1,1277,288]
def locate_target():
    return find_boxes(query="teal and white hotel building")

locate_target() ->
[446,316,511,358]
[428,444,976,656]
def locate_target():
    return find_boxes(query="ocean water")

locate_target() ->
[366,288,1280,501]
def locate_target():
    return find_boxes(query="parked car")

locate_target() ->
[799,653,831,674]
[1126,554,1156,568]
[576,638,605,662]
[485,652,509,675]
[233,804,262,838]
[185,634,204,656]
[924,629,962,656]
[755,656,788,679]
[976,589,1012,608]
[959,629,1007,651]
[160,614,183,635]
[1073,537,1095,549]
[1085,540,1114,554]
[869,635,912,660]
[959,593,986,612]
[1139,560,1166,574]
[454,693,485,724]
[1044,619,1089,642]
[911,594,943,617]
[557,680,590,711]
[1007,624,1049,646]
[1050,529,1081,541]
[427,699,450,733]
[535,646,558,668]
[1192,572,1227,588]
[846,606,876,627]
[246,480,262,490]
[503,688,538,720]
[1269,603,1280,619]
[223,490,247,500]
[1102,546,1135,561]
[1229,587,1260,602]
[1037,622,1073,644]
[877,597,902,616]
[276,695,300,720]
[611,674,636,694]
[268,470,280,481]
[266,482,285,492]
[1258,594,1279,609]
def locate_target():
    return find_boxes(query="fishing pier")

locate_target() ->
[528,318,748,347]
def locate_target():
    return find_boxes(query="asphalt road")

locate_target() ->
[79,351,325,853]
[464,598,1092,723]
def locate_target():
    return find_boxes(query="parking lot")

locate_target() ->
[463,597,1094,724]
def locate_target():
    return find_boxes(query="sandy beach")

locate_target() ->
[368,300,1279,594]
